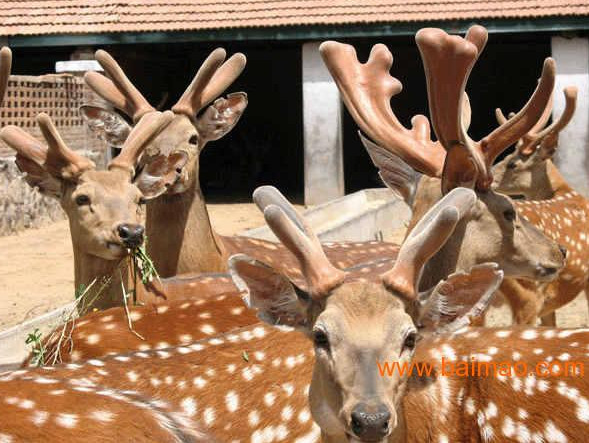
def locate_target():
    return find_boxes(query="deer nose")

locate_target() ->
[350,403,391,441]
[117,223,144,248]
[559,245,567,259]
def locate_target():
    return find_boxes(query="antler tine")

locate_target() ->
[172,49,246,118]
[253,185,307,234]
[479,57,555,186]
[264,204,346,299]
[320,40,445,178]
[0,47,12,105]
[495,108,508,125]
[494,85,572,157]
[528,87,555,135]
[533,86,577,149]
[37,113,95,179]
[88,50,155,123]
[0,124,48,166]
[382,187,477,300]
[108,110,174,175]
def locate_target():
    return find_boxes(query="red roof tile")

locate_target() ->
[0,1,588,36]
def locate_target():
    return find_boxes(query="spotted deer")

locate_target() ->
[0,111,174,310]
[320,26,566,299]
[491,86,589,325]
[3,188,588,442]
[82,48,399,279]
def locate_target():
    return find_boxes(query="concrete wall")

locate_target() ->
[551,36,589,196]
[302,42,344,205]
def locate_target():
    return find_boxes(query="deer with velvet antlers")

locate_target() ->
[2,187,589,442]
[0,111,175,311]
[320,26,566,301]
[82,48,399,280]
[491,85,589,325]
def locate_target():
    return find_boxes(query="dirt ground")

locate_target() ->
[0,203,587,331]
[0,203,267,331]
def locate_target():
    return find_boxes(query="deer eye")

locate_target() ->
[507,160,517,170]
[313,328,330,350]
[503,209,516,222]
[75,195,91,206]
[403,331,417,351]
[188,135,199,145]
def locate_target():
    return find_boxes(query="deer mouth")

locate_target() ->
[345,433,389,443]
[106,241,127,257]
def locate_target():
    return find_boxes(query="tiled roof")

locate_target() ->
[1,1,588,36]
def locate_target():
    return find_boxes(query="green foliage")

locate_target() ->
[25,328,45,367]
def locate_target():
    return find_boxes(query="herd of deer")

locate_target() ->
[1,24,589,442]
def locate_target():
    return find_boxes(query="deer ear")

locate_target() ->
[134,151,189,199]
[195,92,247,145]
[80,105,132,149]
[0,126,64,198]
[417,263,503,333]
[228,254,310,331]
[359,131,422,206]
[15,155,63,198]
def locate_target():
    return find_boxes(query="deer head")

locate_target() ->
[320,26,566,286]
[82,49,248,199]
[0,111,172,260]
[230,187,503,442]
[492,86,577,198]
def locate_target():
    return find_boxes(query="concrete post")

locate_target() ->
[551,36,589,196]
[302,42,344,205]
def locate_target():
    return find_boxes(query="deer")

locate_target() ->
[81,48,400,279]
[0,111,179,311]
[2,186,588,442]
[320,26,566,299]
[490,86,589,325]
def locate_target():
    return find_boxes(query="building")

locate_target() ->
[1,1,589,203]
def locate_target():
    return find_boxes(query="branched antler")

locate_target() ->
[416,26,556,191]
[320,40,445,178]
[496,86,577,157]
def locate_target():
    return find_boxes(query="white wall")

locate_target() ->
[302,42,344,205]
[551,36,589,196]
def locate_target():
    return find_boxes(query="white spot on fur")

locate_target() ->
[181,397,197,417]
[31,410,49,426]
[225,391,239,413]
[203,407,215,426]
[545,420,567,442]
[55,413,78,428]
[90,410,115,423]
[248,410,260,427]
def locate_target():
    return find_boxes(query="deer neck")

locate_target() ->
[72,245,130,312]
[543,160,573,198]
[145,181,227,277]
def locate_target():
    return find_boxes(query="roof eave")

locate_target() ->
[3,16,589,48]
